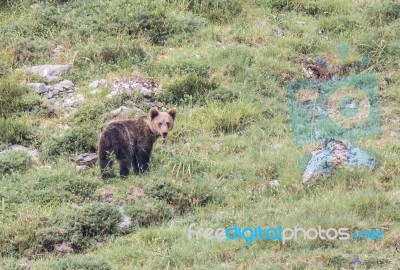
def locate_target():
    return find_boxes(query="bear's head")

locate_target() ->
[148,107,176,138]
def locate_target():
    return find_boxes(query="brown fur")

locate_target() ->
[99,107,176,179]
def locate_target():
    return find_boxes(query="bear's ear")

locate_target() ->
[168,108,177,120]
[149,107,159,120]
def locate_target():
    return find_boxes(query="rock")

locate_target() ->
[76,165,90,171]
[30,3,43,9]
[108,106,131,121]
[59,79,74,90]
[116,205,132,229]
[89,79,109,88]
[212,141,222,152]
[104,76,160,99]
[62,98,72,108]
[57,124,70,131]
[8,144,29,151]
[302,138,378,185]
[7,144,40,164]
[27,83,47,94]
[268,179,279,188]
[45,85,54,92]
[274,28,285,37]
[19,64,71,82]
[46,92,53,99]
[138,86,152,98]
[53,84,64,92]
[52,90,59,96]
[62,94,85,108]
[117,214,132,229]
[71,153,97,167]
[51,45,64,58]
[90,89,101,95]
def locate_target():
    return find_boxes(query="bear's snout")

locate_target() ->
[162,132,168,138]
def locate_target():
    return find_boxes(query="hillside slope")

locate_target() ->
[0,0,399,269]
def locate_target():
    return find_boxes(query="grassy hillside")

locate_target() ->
[0,0,399,269]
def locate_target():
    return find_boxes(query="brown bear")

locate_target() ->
[98,107,176,179]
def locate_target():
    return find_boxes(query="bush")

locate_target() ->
[125,198,171,227]
[205,100,259,134]
[0,117,33,144]
[0,76,35,118]
[168,0,242,22]
[205,87,239,103]
[365,0,400,26]
[260,0,351,15]
[74,38,146,66]
[157,74,218,105]
[76,202,122,237]
[0,150,31,175]
[37,203,121,252]
[146,182,182,204]
[56,256,112,270]
[41,123,98,158]
[72,103,106,124]
[151,58,210,77]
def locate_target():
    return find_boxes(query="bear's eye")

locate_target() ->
[166,122,170,127]
[158,123,162,127]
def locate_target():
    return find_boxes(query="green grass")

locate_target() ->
[0,0,399,269]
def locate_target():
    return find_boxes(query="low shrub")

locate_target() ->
[168,0,242,22]
[259,0,351,16]
[74,39,146,66]
[365,0,400,26]
[56,256,112,270]
[0,117,33,144]
[0,150,30,175]
[156,74,218,105]
[205,87,239,103]
[125,198,171,227]
[41,123,98,158]
[204,100,259,134]
[37,203,121,252]
[0,76,40,117]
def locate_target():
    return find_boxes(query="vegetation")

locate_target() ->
[0,0,399,269]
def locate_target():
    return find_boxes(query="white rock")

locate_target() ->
[19,64,71,82]
[27,83,47,94]
[59,80,74,90]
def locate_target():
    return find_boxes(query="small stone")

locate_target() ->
[53,84,64,92]
[71,152,97,167]
[108,106,131,121]
[89,79,109,88]
[27,83,47,94]
[52,90,59,96]
[45,85,54,92]
[268,180,279,188]
[76,165,90,171]
[46,92,53,99]
[139,86,152,97]
[59,79,74,90]
[18,64,71,82]
[117,215,132,229]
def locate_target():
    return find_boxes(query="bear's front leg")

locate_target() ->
[132,154,140,175]
[136,150,150,173]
